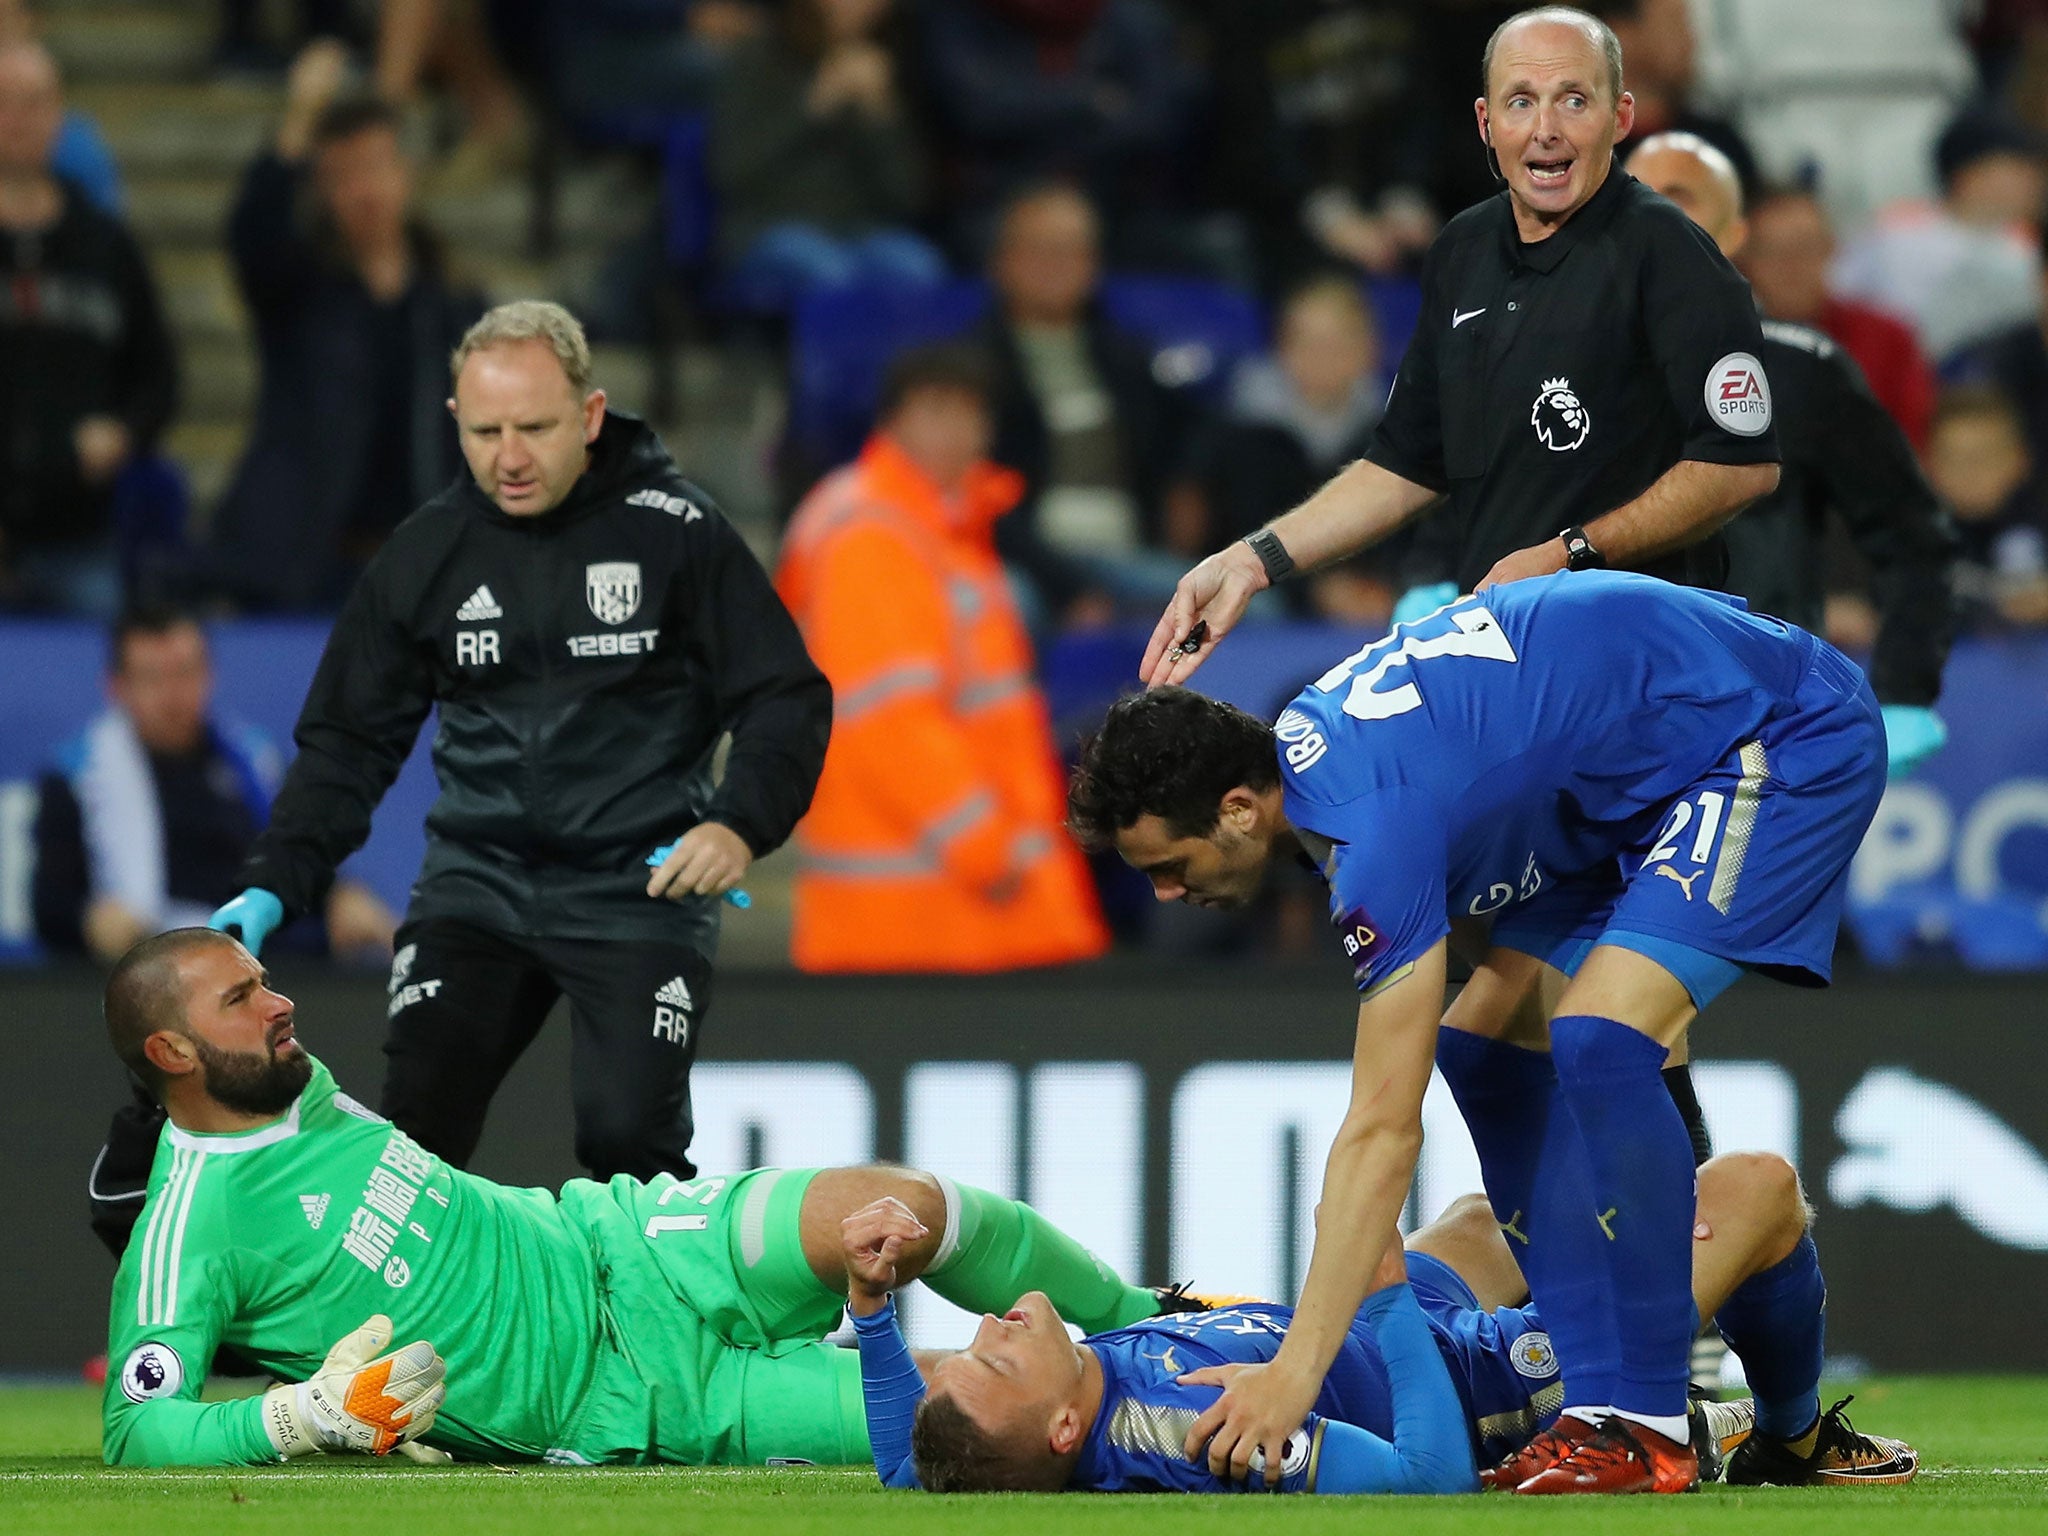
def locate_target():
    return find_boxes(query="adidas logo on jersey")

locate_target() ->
[656,976,693,1010]
[300,1193,330,1230]
[456,585,503,621]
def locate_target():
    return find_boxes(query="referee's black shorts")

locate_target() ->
[380,917,712,1182]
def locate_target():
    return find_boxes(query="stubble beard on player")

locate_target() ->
[193,1033,313,1116]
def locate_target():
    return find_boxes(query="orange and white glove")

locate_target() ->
[262,1314,446,1459]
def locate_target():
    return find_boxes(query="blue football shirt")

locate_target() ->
[1275,571,1818,995]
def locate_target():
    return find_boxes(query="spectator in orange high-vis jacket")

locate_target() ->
[777,344,1109,972]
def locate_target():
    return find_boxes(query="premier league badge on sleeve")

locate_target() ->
[120,1342,185,1402]
[585,562,643,625]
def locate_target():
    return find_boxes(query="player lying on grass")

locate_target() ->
[843,1151,1917,1492]
[1072,572,1893,1493]
[100,927,1181,1467]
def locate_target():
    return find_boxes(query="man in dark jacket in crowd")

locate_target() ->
[208,300,832,1184]
[974,181,1200,622]
[1623,133,1958,772]
[211,40,485,610]
[0,38,177,617]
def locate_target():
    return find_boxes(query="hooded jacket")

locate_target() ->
[239,411,831,948]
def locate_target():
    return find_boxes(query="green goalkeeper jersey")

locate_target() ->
[103,1058,862,1468]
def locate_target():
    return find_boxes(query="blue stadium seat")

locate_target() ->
[1363,273,1422,365]
[111,453,190,597]
[788,273,1268,470]
[657,112,715,277]
[788,277,992,467]
[1097,275,1265,399]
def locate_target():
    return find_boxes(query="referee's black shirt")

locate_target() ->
[1368,169,1780,593]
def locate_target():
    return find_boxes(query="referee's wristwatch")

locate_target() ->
[1558,525,1607,572]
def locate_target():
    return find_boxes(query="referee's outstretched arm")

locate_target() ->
[1143,461,1441,687]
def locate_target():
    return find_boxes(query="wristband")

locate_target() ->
[1243,527,1297,583]
[1559,525,1607,571]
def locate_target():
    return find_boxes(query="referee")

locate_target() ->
[1142,4,1780,684]
[209,300,831,1181]
[1136,3,1780,1404]
[1624,132,1961,778]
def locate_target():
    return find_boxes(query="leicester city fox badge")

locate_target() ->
[1510,1332,1559,1379]
[585,562,643,625]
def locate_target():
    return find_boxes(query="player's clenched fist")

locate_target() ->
[263,1313,447,1458]
[840,1198,927,1317]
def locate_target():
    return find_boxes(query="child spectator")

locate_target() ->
[1922,385,2048,628]
[1187,276,1392,620]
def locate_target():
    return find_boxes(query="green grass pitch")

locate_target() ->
[3,1378,2043,1535]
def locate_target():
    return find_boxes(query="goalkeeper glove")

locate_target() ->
[1880,704,1947,779]
[262,1314,446,1459]
[1391,581,1459,627]
[209,888,285,956]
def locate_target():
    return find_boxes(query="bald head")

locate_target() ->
[0,39,61,177]
[105,928,236,1092]
[1484,7,1622,103]
[1627,132,1745,255]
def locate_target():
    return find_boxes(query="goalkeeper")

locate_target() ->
[102,928,1173,1467]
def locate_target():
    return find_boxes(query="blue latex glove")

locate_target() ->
[645,842,751,908]
[208,888,285,954]
[1881,704,1948,779]
[1391,581,1459,627]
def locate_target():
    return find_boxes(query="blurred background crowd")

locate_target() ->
[3,0,2046,970]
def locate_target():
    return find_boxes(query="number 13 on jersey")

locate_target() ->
[1311,605,1518,722]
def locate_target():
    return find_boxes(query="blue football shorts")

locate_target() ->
[1491,641,1886,1009]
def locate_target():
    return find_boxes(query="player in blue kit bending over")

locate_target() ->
[1069,572,1896,1495]
[844,1149,1909,1493]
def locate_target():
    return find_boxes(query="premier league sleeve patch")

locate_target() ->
[119,1342,186,1402]
[1705,352,1772,436]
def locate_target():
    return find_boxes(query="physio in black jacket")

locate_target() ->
[1622,133,1960,776]
[208,300,832,1180]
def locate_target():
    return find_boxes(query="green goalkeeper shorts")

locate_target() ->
[554,1167,870,1466]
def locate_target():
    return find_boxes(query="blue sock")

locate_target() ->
[1548,1014,1699,1423]
[1434,1027,1620,1411]
[1714,1232,1825,1439]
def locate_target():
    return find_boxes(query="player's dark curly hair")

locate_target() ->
[1067,687,1280,849]
[910,1393,1064,1493]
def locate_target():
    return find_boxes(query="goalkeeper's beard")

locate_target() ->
[193,1033,313,1116]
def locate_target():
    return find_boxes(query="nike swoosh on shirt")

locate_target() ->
[1452,307,1488,328]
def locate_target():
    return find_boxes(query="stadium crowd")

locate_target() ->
[5,0,2048,966]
